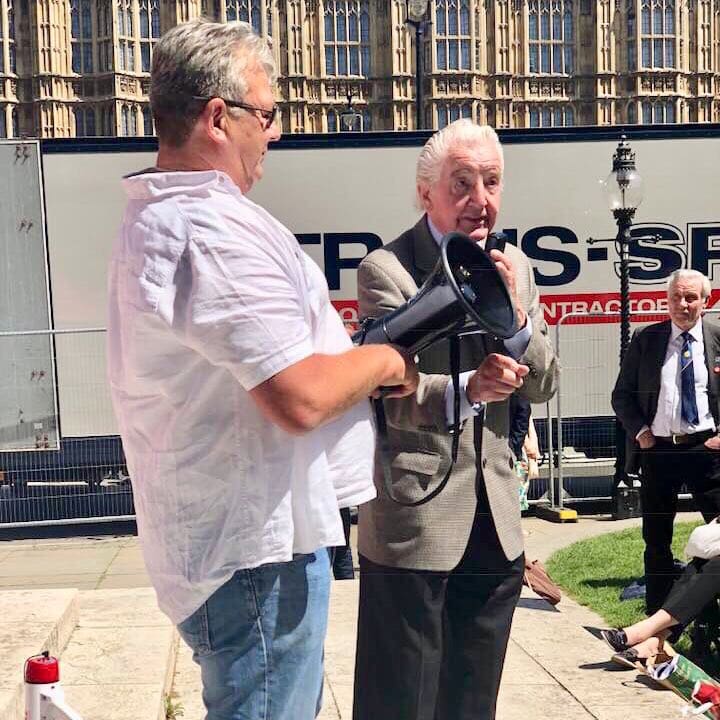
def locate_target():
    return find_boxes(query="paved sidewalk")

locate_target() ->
[0,512,703,719]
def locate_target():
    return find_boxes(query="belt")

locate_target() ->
[654,429,716,446]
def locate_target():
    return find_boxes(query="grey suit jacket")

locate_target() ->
[612,317,720,473]
[357,217,559,569]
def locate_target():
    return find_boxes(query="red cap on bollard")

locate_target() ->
[24,652,59,684]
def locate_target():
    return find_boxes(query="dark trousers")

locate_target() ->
[640,441,720,614]
[330,506,355,580]
[663,555,720,627]
[352,507,524,720]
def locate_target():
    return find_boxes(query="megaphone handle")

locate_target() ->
[373,335,462,507]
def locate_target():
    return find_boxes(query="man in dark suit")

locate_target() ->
[352,120,559,720]
[612,269,720,615]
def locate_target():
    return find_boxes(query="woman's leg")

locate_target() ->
[623,610,678,646]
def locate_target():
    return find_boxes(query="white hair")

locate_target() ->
[667,269,712,299]
[150,18,276,146]
[415,120,504,209]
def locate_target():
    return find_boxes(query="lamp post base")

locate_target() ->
[611,483,642,520]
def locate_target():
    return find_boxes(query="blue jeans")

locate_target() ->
[177,551,331,720]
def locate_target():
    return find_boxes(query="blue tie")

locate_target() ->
[680,331,699,425]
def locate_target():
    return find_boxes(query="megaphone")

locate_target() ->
[353,231,517,353]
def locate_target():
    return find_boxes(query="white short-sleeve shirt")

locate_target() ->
[107,169,375,624]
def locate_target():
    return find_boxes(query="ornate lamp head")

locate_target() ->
[603,135,644,212]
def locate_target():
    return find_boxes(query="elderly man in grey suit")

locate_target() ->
[352,120,559,720]
[612,269,720,617]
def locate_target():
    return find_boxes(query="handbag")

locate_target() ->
[523,559,562,606]
[685,520,720,560]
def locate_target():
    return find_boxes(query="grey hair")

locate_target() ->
[667,269,712,299]
[415,120,504,209]
[150,18,276,147]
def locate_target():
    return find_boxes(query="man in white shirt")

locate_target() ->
[107,19,417,720]
[613,269,720,615]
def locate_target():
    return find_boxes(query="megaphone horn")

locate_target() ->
[353,231,517,354]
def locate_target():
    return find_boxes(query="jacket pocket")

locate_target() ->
[391,451,442,476]
[386,451,443,504]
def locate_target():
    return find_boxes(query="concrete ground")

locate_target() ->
[0,511,703,719]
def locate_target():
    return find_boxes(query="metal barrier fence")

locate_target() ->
[4,310,712,524]
[0,328,133,528]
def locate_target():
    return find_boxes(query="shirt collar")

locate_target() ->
[427,216,443,245]
[121,168,239,200]
[426,217,487,249]
[670,319,703,343]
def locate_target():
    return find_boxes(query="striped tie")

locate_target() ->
[680,331,699,425]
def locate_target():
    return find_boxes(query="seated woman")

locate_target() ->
[600,554,720,667]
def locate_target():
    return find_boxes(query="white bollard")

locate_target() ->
[24,651,84,720]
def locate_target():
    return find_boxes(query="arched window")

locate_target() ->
[7,0,16,73]
[0,108,6,138]
[529,0,574,74]
[74,107,85,136]
[129,105,137,135]
[362,109,372,131]
[143,106,153,135]
[121,105,130,135]
[324,1,371,77]
[641,99,676,123]
[438,105,448,128]
[327,110,337,132]
[225,0,266,35]
[11,106,18,137]
[70,0,93,74]
[627,5,637,71]
[436,102,472,129]
[639,0,675,68]
[435,0,471,71]
[628,102,637,124]
[139,0,160,72]
[528,104,574,127]
[118,0,135,72]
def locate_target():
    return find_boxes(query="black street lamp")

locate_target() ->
[405,0,431,130]
[603,135,644,365]
[603,136,644,515]
[339,91,362,132]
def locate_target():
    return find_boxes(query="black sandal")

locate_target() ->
[611,648,645,670]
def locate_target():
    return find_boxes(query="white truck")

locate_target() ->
[1,125,719,508]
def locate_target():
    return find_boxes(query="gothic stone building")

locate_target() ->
[0,0,718,138]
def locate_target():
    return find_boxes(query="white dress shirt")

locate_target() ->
[107,169,375,624]
[425,218,532,423]
[647,320,715,438]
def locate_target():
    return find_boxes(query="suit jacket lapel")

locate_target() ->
[410,215,440,284]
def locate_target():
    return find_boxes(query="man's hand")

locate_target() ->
[489,249,527,331]
[374,346,419,399]
[705,435,720,451]
[466,353,529,404]
[637,429,656,449]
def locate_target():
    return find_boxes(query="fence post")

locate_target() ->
[535,315,578,523]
